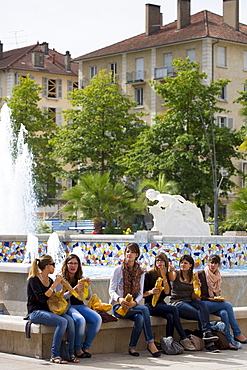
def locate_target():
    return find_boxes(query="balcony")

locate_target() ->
[126,70,146,83]
[154,67,168,80]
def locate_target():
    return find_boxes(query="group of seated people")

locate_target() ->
[27,242,247,364]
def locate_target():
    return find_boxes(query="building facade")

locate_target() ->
[0,42,78,218]
[74,0,247,197]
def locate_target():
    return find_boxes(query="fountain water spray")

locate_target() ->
[0,103,37,234]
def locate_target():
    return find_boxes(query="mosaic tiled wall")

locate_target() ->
[1,239,247,270]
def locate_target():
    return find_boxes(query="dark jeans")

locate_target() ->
[176,300,212,334]
[146,302,187,340]
[113,304,154,349]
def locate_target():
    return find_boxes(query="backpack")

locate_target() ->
[160,336,184,355]
[188,334,204,351]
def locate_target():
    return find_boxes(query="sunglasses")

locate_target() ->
[48,262,55,267]
[67,262,79,265]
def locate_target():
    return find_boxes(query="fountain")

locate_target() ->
[0,104,37,235]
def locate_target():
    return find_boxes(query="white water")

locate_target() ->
[0,104,37,234]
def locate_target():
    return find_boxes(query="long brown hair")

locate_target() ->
[27,254,53,280]
[62,254,83,282]
[179,254,194,282]
[124,242,140,260]
[149,252,169,279]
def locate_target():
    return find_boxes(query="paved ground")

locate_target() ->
[1,348,247,370]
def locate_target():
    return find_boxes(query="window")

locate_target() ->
[42,78,62,99]
[217,46,227,67]
[164,53,173,76]
[110,63,117,80]
[67,80,78,98]
[15,74,34,85]
[218,86,227,101]
[216,115,233,129]
[90,66,97,79]
[244,51,247,71]
[186,48,196,62]
[43,107,62,125]
[135,58,144,80]
[135,88,143,106]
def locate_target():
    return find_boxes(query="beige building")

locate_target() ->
[0,41,78,125]
[0,41,78,217]
[74,0,247,195]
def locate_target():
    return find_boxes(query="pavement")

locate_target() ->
[1,348,247,370]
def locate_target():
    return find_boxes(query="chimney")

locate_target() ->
[0,41,3,60]
[223,0,239,31]
[177,0,191,30]
[64,51,71,71]
[40,42,49,55]
[146,4,162,36]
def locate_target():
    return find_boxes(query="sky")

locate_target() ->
[1,0,247,59]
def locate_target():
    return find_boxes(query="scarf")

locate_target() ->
[122,260,144,299]
[204,265,222,297]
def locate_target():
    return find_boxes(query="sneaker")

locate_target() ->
[203,331,219,341]
[206,344,220,353]
[180,338,196,351]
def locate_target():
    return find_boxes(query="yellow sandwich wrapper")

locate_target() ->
[151,277,164,307]
[87,293,112,312]
[115,294,133,316]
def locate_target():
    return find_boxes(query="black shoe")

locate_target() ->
[234,336,247,344]
[147,347,161,357]
[129,349,139,357]
[206,344,220,353]
[203,331,218,341]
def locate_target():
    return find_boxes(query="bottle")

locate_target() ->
[192,272,201,298]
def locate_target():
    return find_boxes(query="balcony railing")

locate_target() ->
[154,67,168,79]
[126,70,146,83]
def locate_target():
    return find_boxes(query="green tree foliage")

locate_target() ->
[234,80,247,151]
[62,172,139,232]
[220,187,247,232]
[120,58,245,210]
[6,76,61,206]
[50,70,146,180]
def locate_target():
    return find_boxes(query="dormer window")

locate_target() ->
[32,51,44,68]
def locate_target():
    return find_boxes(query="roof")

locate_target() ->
[74,10,247,61]
[0,43,78,76]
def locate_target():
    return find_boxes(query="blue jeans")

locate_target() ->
[113,304,154,349]
[146,302,187,340]
[202,300,242,343]
[175,300,212,333]
[67,304,102,350]
[30,310,75,358]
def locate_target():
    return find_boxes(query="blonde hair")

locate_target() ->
[27,254,53,280]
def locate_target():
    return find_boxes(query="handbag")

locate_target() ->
[47,291,68,315]
[160,336,184,355]
[188,334,204,351]
[212,330,228,350]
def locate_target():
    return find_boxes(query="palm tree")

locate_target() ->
[61,172,138,233]
[220,187,247,232]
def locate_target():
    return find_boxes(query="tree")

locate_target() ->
[220,187,247,232]
[50,70,146,180]
[62,172,139,233]
[6,76,61,206]
[234,80,247,151]
[119,58,245,210]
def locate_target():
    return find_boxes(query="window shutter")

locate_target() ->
[42,106,48,119]
[56,108,62,126]
[42,77,48,97]
[67,80,72,100]
[227,117,234,130]
[30,75,35,80]
[57,79,62,98]
[244,51,247,71]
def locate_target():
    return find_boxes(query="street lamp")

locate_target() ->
[194,100,227,235]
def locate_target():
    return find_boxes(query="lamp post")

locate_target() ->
[194,100,227,235]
